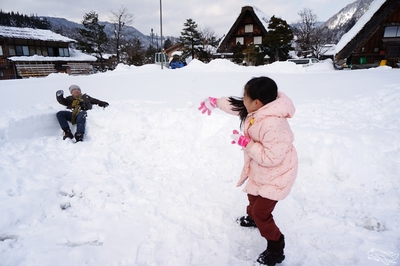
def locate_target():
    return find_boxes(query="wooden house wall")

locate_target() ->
[5,39,70,57]
[0,35,95,79]
[240,14,265,47]
[349,27,386,67]
[336,0,400,69]
[0,38,17,79]
[382,6,400,66]
[352,4,400,67]
[217,7,268,54]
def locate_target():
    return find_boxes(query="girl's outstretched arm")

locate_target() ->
[198,97,239,116]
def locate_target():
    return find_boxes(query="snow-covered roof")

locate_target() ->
[321,44,336,56]
[335,0,386,54]
[8,48,97,62]
[98,53,116,60]
[171,51,183,56]
[0,25,76,43]
[252,6,270,31]
[217,6,270,51]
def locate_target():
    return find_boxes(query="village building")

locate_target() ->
[164,43,183,60]
[0,25,97,80]
[334,0,400,69]
[216,6,269,65]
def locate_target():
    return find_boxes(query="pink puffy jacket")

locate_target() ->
[217,92,298,201]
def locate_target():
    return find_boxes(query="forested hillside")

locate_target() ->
[0,10,51,29]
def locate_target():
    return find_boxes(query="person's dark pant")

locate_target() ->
[56,111,87,133]
[247,194,282,241]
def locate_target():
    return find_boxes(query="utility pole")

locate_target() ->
[150,28,154,47]
[160,0,164,69]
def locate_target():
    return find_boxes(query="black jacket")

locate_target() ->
[57,94,108,110]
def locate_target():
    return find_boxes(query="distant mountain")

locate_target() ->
[320,0,374,42]
[41,0,373,51]
[42,16,151,47]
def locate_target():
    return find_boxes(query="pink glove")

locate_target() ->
[198,97,217,115]
[231,130,251,148]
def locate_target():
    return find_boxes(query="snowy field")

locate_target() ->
[0,59,399,266]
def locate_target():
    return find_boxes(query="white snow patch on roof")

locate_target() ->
[335,0,386,54]
[252,6,270,31]
[0,25,76,43]
[321,44,337,56]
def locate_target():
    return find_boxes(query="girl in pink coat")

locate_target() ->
[199,76,298,266]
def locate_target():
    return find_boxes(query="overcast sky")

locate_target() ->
[2,0,356,37]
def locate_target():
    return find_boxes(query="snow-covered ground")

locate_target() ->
[0,59,399,266]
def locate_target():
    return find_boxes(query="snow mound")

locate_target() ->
[0,59,399,266]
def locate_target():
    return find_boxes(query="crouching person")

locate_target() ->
[56,84,109,142]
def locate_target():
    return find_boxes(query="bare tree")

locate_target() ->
[199,26,216,46]
[293,7,332,58]
[110,6,134,63]
[198,26,217,62]
[293,8,317,57]
[309,27,332,58]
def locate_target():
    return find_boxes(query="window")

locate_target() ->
[48,47,54,56]
[384,26,400,37]
[0,47,3,56]
[254,36,262,45]
[36,47,42,55]
[8,46,16,56]
[59,48,69,57]
[236,37,244,45]
[15,46,22,55]
[15,45,29,56]
[245,24,253,33]
[0,70,3,77]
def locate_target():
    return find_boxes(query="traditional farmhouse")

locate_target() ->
[216,6,269,65]
[334,0,400,69]
[0,25,96,80]
[165,43,183,60]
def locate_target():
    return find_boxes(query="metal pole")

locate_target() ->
[159,0,163,69]
[151,28,154,47]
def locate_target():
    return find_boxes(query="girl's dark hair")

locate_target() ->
[228,76,278,126]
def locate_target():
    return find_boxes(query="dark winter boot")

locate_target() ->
[62,128,73,140]
[75,132,84,142]
[237,216,257,228]
[256,234,285,266]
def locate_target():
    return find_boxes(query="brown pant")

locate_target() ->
[246,194,282,241]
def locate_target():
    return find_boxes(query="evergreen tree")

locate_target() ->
[179,18,201,60]
[0,10,51,29]
[123,36,145,66]
[78,11,109,71]
[232,42,245,64]
[243,43,262,66]
[164,38,173,50]
[197,47,210,63]
[263,16,294,62]
[144,44,158,64]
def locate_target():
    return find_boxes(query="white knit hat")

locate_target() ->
[69,85,81,93]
